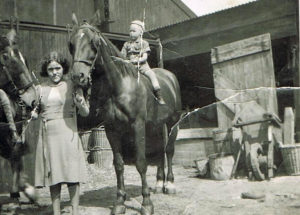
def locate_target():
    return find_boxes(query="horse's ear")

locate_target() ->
[72,12,79,26]
[6,29,17,46]
[89,10,102,26]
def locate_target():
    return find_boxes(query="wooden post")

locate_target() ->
[157,39,164,68]
[94,0,110,32]
[53,0,57,25]
[13,0,17,18]
[294,0,300,141]
[284,107,295,145]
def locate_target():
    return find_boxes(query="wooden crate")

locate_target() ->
[174,128,215,167]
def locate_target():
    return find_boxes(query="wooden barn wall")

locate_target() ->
[0,0,94,26]
[108,0,193,34]
[13,29,71,83]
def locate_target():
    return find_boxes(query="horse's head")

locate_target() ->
[68,11,103,87]
[0,29,38,108]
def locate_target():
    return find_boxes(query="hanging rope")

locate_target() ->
[137,0,148,84]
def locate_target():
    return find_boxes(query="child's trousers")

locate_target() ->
[137,63,160,91]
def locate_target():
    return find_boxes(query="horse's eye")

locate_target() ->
[0,53,9,65]
[68,42,74,54]
[2,53,9,61]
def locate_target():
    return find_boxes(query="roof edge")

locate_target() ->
[149,0,258,32]
[171,0,197,18]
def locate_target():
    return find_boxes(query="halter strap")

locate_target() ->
[73,59,93,66]
[2,65,33,95]
[73,49,99,75]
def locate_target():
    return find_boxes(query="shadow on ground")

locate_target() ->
[80,184,142,207]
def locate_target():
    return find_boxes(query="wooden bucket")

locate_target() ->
[90,149,113,168]
[90,127,113,168]
[91,127,110,149]
[212,129,232,154]
[79,130,92,151]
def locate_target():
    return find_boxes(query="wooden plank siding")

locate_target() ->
[107,0,196,34]
[0,0,94,26]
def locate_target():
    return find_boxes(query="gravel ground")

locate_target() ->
[1,164,300,215]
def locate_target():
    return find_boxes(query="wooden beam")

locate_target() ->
[0,21,160,45]
[150,0,297,61]
[153,0,296,44]
[295,0,300,141]
[161,14,296,61]
[211,34,271,64]
[53,0,57,25]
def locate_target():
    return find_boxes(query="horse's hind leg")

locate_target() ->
[133,120,153,215]
[164,125,178,194]
[155,124,166,194]
[155,150,165,194]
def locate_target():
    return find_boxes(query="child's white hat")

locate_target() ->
[131,20,145,31]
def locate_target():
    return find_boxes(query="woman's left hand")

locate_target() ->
[73,92,85,107]
[73,89,90,116]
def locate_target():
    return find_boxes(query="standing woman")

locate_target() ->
[33,51,89,215]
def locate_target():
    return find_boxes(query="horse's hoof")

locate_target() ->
[141,204,154,215]
[154,180,164,194]
[23,184,38,202]
[111,204,126,215]
[164,182,176,194]
[10,192,20,199]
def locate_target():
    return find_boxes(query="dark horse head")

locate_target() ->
[68,11,123,87]
[0,29,38,108]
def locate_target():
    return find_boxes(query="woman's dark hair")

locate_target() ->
[40,51,69,77]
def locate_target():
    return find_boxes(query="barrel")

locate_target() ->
[91,127,110,149]
[90,127,113,168]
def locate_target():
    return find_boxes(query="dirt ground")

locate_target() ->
[1,164,300,215]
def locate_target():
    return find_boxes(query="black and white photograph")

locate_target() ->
[0,0,299,214]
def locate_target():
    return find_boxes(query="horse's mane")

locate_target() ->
[99,32,138,78]
[78,23,138,78]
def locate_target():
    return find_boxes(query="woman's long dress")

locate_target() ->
[35,80,87,187]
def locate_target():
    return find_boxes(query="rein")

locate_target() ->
[0,51,37,143]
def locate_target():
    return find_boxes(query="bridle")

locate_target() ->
[69,22,107,85]
[0,51,34,97]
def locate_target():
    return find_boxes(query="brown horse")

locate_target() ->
[69,12,181,215]
[0,29,38,201]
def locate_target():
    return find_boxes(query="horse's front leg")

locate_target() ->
[10,157,37,202]
[133,119,154,215]
[106,129,127,215]
[10,157,22,199]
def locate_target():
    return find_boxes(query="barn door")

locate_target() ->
[211,33,278,129]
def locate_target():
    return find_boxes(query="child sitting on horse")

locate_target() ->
[121,20,165,105]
